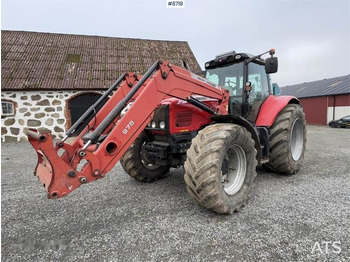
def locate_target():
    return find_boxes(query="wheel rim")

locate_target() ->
[140,141,160,170]
[141,160,160,170]
[222,145,246,196]
[291,118,304,161]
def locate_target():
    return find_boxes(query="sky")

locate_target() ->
[1,0,349,86]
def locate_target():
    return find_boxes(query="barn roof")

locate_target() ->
[1,30,201,91]
[280,74,350,98]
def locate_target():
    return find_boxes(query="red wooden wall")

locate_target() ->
[299,94,350,125]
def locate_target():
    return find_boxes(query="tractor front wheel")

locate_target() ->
[265,104,307,174]
[120,132,170,182]
[184,124,257,214]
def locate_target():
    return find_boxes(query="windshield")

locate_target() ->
[205,63,244,96]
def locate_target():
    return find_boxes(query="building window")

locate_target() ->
[1,101,15,116]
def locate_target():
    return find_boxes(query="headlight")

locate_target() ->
[159,121,165,129]
[235,54,241,60]
[151,121,157,128]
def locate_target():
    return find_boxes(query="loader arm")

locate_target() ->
[27,60,229,198]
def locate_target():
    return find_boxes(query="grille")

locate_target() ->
[176,111,192,127]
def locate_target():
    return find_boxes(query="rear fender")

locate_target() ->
[255,95,300,127]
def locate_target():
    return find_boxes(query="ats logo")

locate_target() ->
[311,241,341,254]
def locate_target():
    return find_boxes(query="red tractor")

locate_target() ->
[27,49,306,214]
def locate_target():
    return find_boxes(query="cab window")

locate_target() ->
[206,72,219,84]
[205,63,244,96]
[248,63,270,104]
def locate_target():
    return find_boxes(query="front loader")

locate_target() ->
[27,49,306,214]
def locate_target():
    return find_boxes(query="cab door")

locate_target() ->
[246,62,270,122]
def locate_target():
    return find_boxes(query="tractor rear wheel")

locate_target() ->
[120,132,170,182]
[184,124,257,214]
[265,104,307,174]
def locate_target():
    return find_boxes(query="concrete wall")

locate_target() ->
[1,90,98,142]
[327,106,350,123]
[326,94,350,123]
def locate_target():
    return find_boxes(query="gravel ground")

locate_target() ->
[1,125,349,261]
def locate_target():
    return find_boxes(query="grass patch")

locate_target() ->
[66,54,81,63]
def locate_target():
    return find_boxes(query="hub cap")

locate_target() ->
[291,118,304,161]
[141,142,160,170]
[222,145,246,195]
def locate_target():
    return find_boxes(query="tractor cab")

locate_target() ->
[204,49,278,121]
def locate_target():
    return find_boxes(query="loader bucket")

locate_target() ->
[25,72,140,199]
[27,130,83,198]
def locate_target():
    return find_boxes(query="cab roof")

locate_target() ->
[205,51,265,69]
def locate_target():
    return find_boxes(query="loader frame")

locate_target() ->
[28,60,230,198]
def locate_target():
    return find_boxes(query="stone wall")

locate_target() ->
[1,90,96,142]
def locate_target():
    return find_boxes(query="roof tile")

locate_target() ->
[1,30,201,90]
[281,75,350,98]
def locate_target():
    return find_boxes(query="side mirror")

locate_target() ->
[265,57,278,74]
[272,83,281,95]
